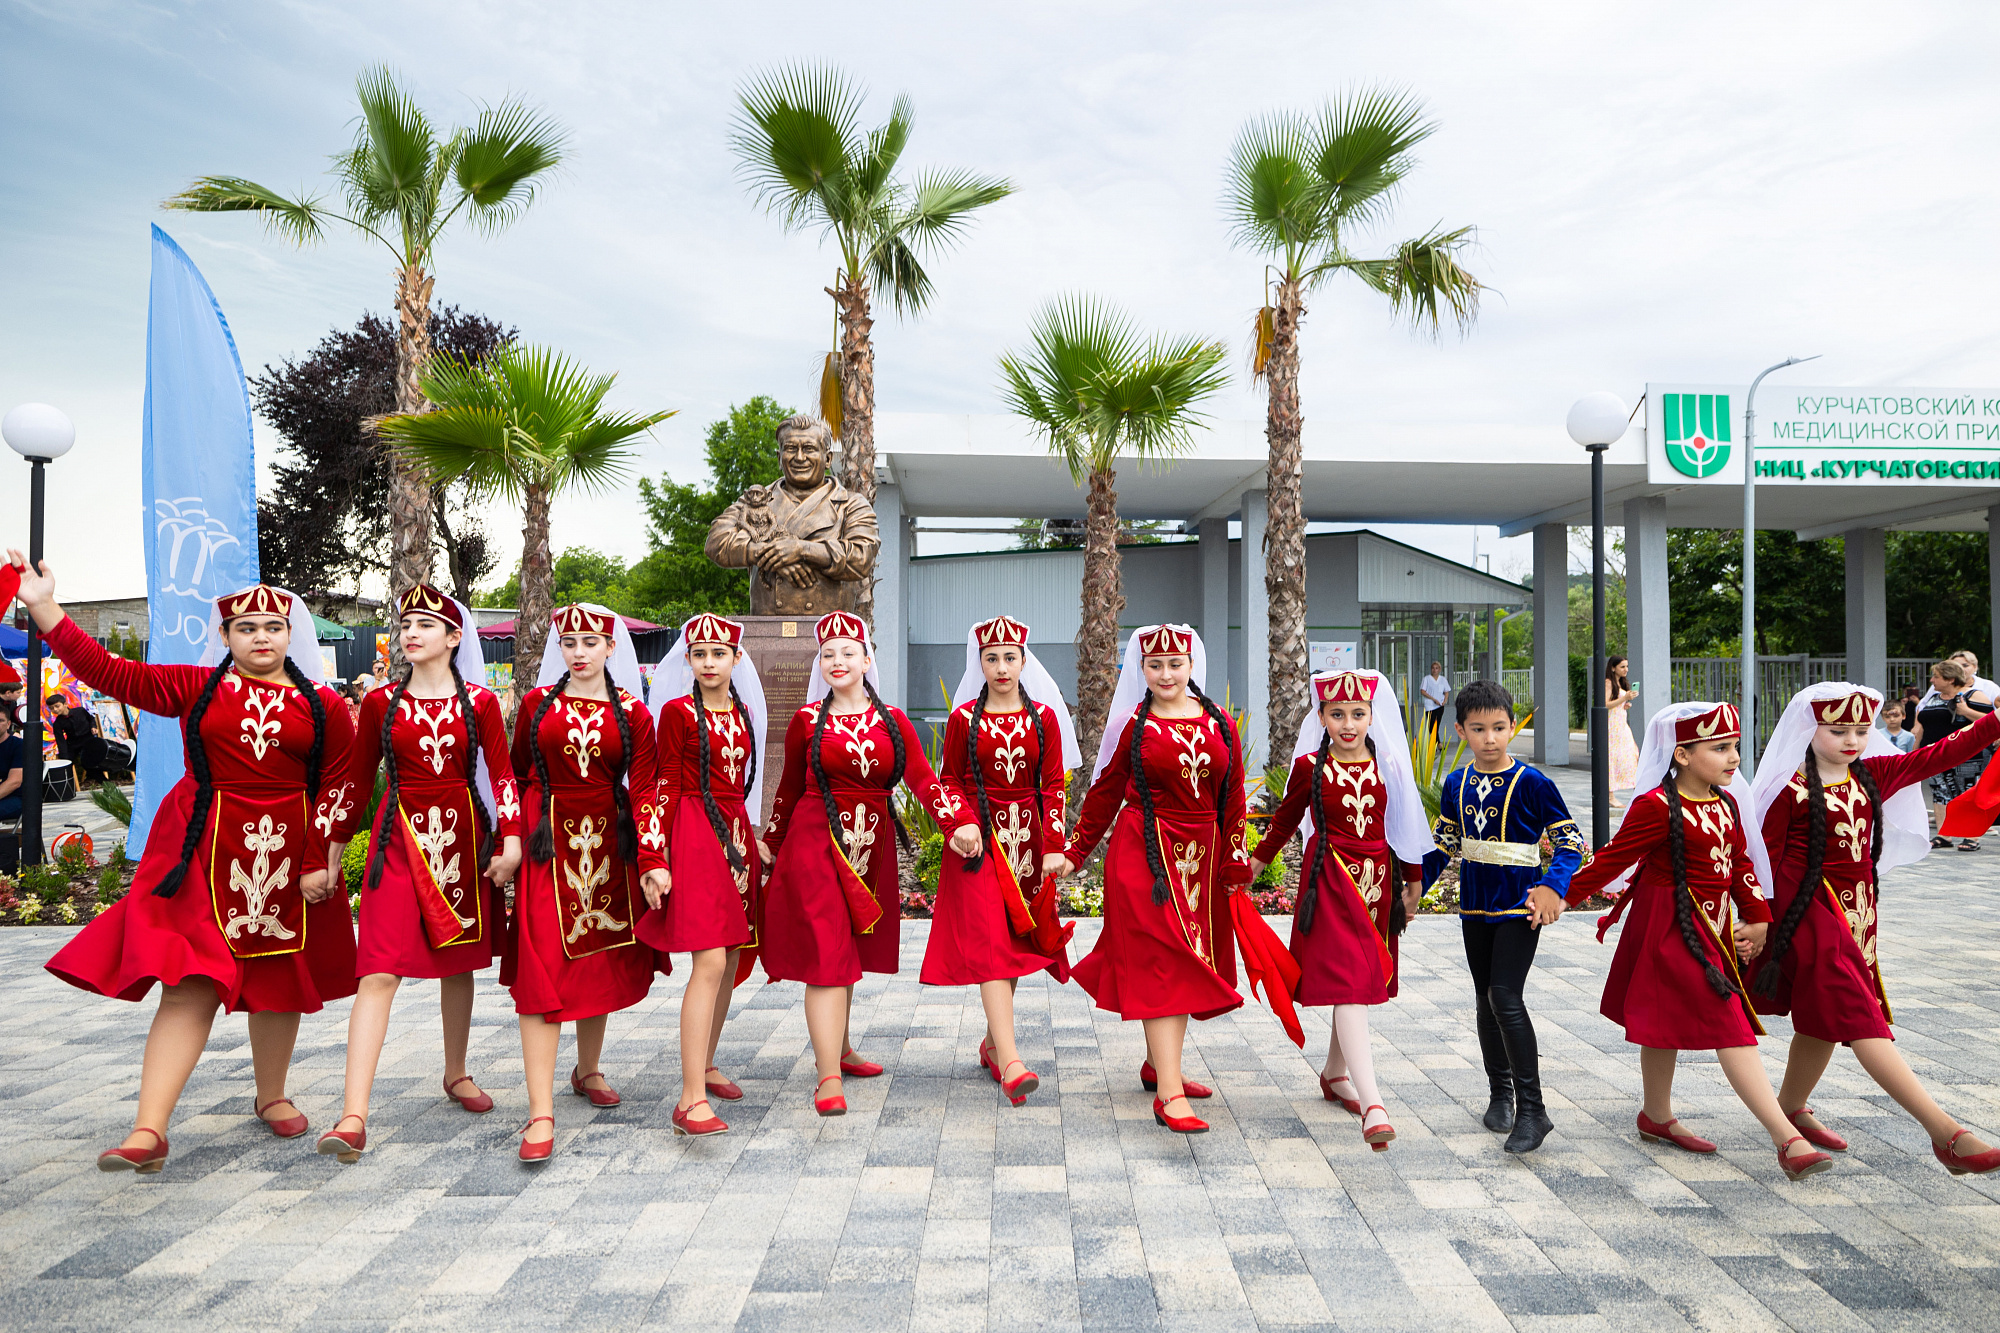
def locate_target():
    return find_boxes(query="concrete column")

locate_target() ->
[1533,522,1571,766]
[871,481,908,709]
[1240,490,1270,766]
[1843,527,1887,694]
[1198,517,1230,704]
[1622,496,1670,741]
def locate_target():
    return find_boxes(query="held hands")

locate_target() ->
[300,869,334,903]
[485,837,523,889]
[948,824,982,858]
[1040,852,1070,879]
[641,868,671,909]
[756,838,772,868]
[1248,858,1268,881]
[1525,886,1566,928]
[1056,856,1080,878]
[1402,881,1423,915]
[1733,920,1769,963]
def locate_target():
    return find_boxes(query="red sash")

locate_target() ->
[397,789,484,950]
[1326,851,1398,988]
[831,829,884,935]
[208,790,309,959]
[1154,814,1217,968]
[549,794,637,959]
[988,843,1073,956]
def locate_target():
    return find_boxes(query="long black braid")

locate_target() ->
[526,674,567,864]
[604,673,639,865]
[1299,731,1333,933]
[526,670,637,864]
[1755,757,1884,996]
[963,681,1053,874]
[809,695,844,856]
[863,680,914,852]
[153,660,232,897]
[449,660,494,868]
[365,668,413,891]
[284,658,328,808]
[1664,765,1741,999]
[1187,682,1235,828]
[1130,693,1171,905]
[693,679,753,876]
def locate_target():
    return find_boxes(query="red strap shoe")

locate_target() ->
[1777,1135,1833,1180]
[1318,1073,1362,1116]
[704,1067,744,1102]
[1637,1112,1717,1154]
[1785,1106,1847,1151]
[978,1039,1000,1083]
[672,1099,730,1137]
[1141,1061,1212,1099]
[569,1067,621,1106]
[839,1050,884,1078]
[1153,1095,1209,1134]
[1935,1129,2000,1176]
[519,1116,555,1162]
[257,1098,310,1139]
[814,1074,847,1117]
[444,1076,494,1114]
[1362,1105,1397,1151]
[316,1115,368,1163]
[999,1060,1040,1107]
[97,1127,168,1174]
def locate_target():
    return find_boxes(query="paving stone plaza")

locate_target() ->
[5,773,2000,1331]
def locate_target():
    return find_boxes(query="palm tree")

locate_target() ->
[378,345,671,694]
[732,63,1011,628]
[165,66,566,608]
[1225,89,1483,761]
[999,297,1229,768]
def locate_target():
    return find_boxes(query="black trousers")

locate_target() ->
[1461,915,1542,1084]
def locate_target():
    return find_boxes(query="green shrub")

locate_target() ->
[90,785,132,826]
[108,840,130,870]
[1245,823,1287,889]
[914,831,944,892]
[19,864,67,904]
[96,863,125,905]
[54,838,93,876]
[342,834,372,892]
[56,900,78,924]
[17,899,42,924]
[1059,877,1103,918]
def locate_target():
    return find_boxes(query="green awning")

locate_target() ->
[311,613,353,641]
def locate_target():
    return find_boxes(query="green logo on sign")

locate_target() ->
[1662,393,1731,478]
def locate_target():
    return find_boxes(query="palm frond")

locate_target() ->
[1223,112,1324,259]
[898,169,1014,252]
[454,99,568,233]
[379,402,522,497]
[731,63,865,233]
[1093,335,1231,470]
[161,177,328,245]
[1309,87,1434,232]
[852,92,914,202]
[340,66,440,233]
[1340,224,1484,337]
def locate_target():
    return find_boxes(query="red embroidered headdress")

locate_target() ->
[1136,625,1193,657]
[1313,671,1376,704]
[973,615,1029,649]
[1811,691,1878,726]
[683,613,744,649]
[1674,702,1741,744]
[216,584,293,622]
[551,604,616,637]
[816,611,867,646]
[397,582,462,629]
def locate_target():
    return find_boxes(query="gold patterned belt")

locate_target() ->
[1460,839,1541,867]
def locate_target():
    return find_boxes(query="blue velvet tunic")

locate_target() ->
[1422,762,1586,916]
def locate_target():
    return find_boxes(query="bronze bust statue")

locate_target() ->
[704,415,880,615]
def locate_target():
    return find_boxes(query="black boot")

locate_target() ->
[1474,989,1514,1133]
[1490,984,1552,1154]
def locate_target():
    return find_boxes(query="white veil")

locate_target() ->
[1613,701,1766,897]
[536,603,644,699]
[1289,669,1433,864]
[650,615,771,815]
[1091,624,1209,784]
[950,624,1083,770]
[1751,682,1928,874]
[439,595,501,817]
[806,617,882,704]
[200,585,326,685]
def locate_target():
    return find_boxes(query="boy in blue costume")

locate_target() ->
[1424,680,1587,1154]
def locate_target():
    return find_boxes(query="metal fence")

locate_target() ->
[1669,656,1935,749]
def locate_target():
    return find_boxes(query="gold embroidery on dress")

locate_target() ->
[409,805,471,928]
[314,783,352,838]
[495,777,521,823]
[562,701,604,779]
[237,680,288,761]
[405,696,460,775]
[1146,717,1214,798]
[840,801,878,863]
[709,706,747,784]
[994,802,1034,884]
[1328,760,1379,839]
[981,712,1033,784]
[562,815,627,943]
[828,710,880,779]
[223,814,296,941]
[1171,837,1204,911]
[1347,858,1385,908]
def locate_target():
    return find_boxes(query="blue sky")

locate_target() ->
[4,0,1997,598]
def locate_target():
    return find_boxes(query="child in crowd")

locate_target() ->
[1424,680,1587,1154]
[1880,699,1915,754]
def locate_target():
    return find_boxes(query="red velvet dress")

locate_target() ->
[636,696,760,955]
[1261,752,1422,1005]
[501,685,669,1022]
[921,700,1072,986]
[1065,709,1251,1022]
[1750,709,2000,1043]
[760,703,962,986]
[1565,787,1773,1049]
[334,685,523,979]
[42,618,359,1014]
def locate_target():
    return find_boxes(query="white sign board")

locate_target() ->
[1646,384,2000,487]
[1309,641,1357,672]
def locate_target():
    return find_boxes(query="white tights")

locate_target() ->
[1323,1004,1387,1129]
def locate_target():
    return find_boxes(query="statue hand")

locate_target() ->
[786,563,816,587]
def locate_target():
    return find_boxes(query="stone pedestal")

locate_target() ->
[741,615,820,826]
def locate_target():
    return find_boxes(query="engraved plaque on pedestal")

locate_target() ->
[740,616,820,826]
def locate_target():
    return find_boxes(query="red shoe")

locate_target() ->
[257,1098,310,1139]
[1153,1095,1209,1134]
[1362,1105,1397,1151]
[97,1127,168,1174]
[1637,1112,1717,1154]
[672,1099,730,1137]
[1785,1106,1847,1152]
[569,1067,621,1107]
[1777,1135,1834,1180]
[704,1067,744,1102]
[444,1076,494,1114]
[814,1074,847,1117]
[316,1115,368,1163]
[519,1116,555,1162]
[999,1060,1040,1107]
[1319,1073,1362,1116]
[839,1051,884,1078]
[978,1039,1000,1083]
[1934,1129,2000,1176]
[1141,1061,1212,1099]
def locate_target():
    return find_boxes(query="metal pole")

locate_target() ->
[22,458,45,866]
[1740,354,1819,775]
[1590,443,1609,849]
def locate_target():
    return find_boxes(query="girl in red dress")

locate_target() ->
[1557,702,1832,1180]
[759,611,975,1115]
[315,584,524,1162]
[505,604,670,1160]
[637,613,768,1137]
[1251,669,1430,1151]
[1748,683,2000,1175]
[17,558,357,1174]
[921,615,1080,1106]
[1059,624,1260,1135]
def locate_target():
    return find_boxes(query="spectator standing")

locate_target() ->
[1880,699,1916,754]
[0,708,21,874]
[1913,659,1993,850]
[1604,655,1639,808]
[1419,661,1449,742]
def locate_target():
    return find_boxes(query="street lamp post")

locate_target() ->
[2,404,76,867]
[1567,393,1630,850]
[1739,355,1819,775]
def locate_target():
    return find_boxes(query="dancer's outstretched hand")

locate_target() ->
[7,550,54,607]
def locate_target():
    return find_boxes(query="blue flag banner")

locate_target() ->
[130,225,260,852]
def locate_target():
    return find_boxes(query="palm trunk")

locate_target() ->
[1073,464,1126,789]
[432,487,473,605]
[390,263,437,609]
[513,481,554,713]
[831,272,878,630]
[1263,276,1310,763]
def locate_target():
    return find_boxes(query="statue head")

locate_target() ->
[775,415,834,490]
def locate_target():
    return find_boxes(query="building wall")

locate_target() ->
[63,598,150,642]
